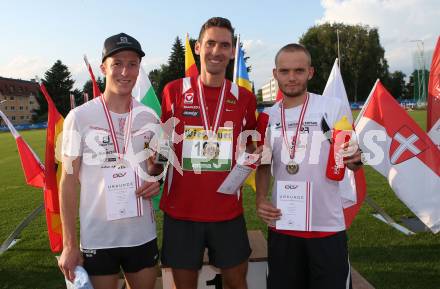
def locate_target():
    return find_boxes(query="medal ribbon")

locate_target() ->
[196,77,227,139]
[100,95,133,161]
[280,93,310,160]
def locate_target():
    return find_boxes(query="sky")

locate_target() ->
[0,0,438,92]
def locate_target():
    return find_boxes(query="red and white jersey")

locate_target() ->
[160,77,257,222]
[259,93,348,233]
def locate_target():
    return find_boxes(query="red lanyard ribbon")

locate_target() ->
[100,95,133,160]
[280,93,310,160]
[196,77,227,139]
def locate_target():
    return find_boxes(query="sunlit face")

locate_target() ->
[101,50,140,97]
[195,27,235,76]
[273,50,314,98]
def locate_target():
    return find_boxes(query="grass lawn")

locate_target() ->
[0,110,438,289]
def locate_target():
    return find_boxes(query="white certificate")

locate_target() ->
[275,181,312,231]
[217,153,258,195]
[103,166,143,221]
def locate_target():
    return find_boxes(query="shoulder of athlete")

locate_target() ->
[237,86,257,103]
[162,78,186,99]
[64,97,101,127]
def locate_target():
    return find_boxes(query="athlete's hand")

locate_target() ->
[340,139,363,171]
[58,246,83,282]
[136,180,161,199]
[256,196,282,226]
[147,152,164,176]
[252,146,264,166]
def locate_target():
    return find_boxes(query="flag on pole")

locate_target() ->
[185,34,199,77]
[132,66,162,209]
[69,93,75,110]
[39,82,64,252]
[233,37,253,92]
[83,55,102,98]
[0,110,45,188]
[83,92,89,104]
[427,36,440,146]
[232,35,257,191]
[133,66,161,118]
[355,80,440,233]
[322,58,367,228]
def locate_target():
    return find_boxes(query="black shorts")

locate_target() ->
[81,238,159,276]
[161,214,251,270]
[267,230,352,289]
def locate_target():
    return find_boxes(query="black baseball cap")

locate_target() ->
[102,33,145,62]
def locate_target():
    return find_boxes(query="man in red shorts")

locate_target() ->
[160,17,257,289]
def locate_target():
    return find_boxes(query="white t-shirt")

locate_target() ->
[262,93,347,232]
[62,97,160,249]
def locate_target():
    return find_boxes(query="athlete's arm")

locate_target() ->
[58,157,82,282]
[244,89,258,154]
[256,163,281,225]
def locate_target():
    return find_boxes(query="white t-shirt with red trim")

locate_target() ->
[62,97,158,249]
[259,93,348,236]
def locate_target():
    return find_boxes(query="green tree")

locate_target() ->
[404,69,429,101]
[33,60,76,120]
[256,88,263,103]
[149,37,185,98]
[386,71,407,99]
[168,36,185,80]
[300,23,389,102]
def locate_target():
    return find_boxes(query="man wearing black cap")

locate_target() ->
[58,32,163,289]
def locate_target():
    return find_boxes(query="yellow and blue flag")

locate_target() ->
[233,39,256,192]
[236,46,253,92]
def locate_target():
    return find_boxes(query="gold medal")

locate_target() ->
[286,161,299,175]
[281,93,309,176]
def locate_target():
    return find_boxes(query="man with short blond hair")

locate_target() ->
[58,32,163,289]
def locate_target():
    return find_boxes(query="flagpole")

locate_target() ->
[0,203,44,255]
[354,79,379,126]
[233,34,240,83]
[84,54,90,67]
[70,93,75,110]
[337,29,341,69]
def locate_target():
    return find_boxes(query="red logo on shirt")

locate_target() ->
[184,92,194,104]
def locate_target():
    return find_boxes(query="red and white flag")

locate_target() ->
[69,93,75,110]
[84,54,102,98]
[356,80,440,233]
[322,59,367,228]
[428,36,440,146]
[0,109,45,188]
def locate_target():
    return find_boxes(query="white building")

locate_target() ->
[261,77,278,102]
